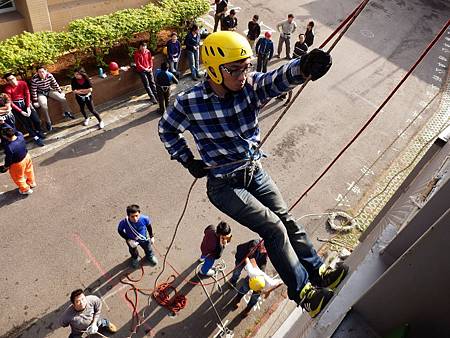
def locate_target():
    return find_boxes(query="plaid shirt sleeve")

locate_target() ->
[158,96,194,163]
[249,58,305,107]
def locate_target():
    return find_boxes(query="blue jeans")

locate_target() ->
[126,240,154,260]
[207,166,323,303]
[229,261,245,285]
[68,318,109,338]
[186,50,199,79]
[168,59,179,76]
[200,255,215,274]
[239,276,261,309]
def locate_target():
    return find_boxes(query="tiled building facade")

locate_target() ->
[0,0,149,40]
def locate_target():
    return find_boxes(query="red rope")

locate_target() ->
[152,275,188,315]
[289,18,450,212]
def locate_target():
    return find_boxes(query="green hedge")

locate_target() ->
[0,0,209,77]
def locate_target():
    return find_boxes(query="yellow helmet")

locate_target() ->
[201,31,253,84]
[249,276,265,292]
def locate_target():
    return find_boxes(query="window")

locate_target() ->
[0,0,15,14]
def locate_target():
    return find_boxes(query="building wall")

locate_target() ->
[0,0,151,41]
[47,0,149,31]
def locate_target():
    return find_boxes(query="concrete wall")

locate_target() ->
[0,11,27,40]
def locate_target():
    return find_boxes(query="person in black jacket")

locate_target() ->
[71,67,104,129]
[247,14,261,49]
[155,62,179,115]
[305,21,315,47]
[293,33,308,58]
[222,9,238,31]
[213,0,228,32]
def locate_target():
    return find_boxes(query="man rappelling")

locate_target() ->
[158,31,348,317]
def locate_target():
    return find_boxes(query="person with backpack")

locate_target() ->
[155,62,179,115]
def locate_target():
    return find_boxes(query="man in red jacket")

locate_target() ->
[134,42,158,104]
[3,73,45,146]
[199,221,232,277]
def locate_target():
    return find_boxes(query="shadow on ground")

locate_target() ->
[40,111,161,167]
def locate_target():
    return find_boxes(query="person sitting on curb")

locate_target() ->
[3,73,45,147]
[60,289,117,337]
[0,125,36,195]
[155,61,179,115]
[0,92,15,129]
[232,255,282,317]
[30,65,75,132]
[117,204,158,268]
[198,221,232,277]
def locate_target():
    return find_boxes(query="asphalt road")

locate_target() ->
[1,0,449,337]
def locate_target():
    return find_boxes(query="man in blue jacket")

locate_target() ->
[255,31,274,72]
[117,204,158,268]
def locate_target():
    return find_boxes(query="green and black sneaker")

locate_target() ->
[316,264,349,290]
[299,283,334,318]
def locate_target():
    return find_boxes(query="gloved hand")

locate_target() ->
[33,102,40,109]
[86,323,98,334]
[0,165,8,173]
[183,157,208,178]
[300,49,332,81]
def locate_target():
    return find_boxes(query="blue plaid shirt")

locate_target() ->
[158,59,305,177]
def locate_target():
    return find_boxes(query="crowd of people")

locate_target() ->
[1,6,351,337]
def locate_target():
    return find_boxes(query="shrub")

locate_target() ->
[0,0,209,77]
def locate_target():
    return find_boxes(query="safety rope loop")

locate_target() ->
[289,18,450,213]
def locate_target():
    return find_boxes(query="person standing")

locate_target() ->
[184,24,201,80]
[30,66,75,132]
[255,32,274,72]
[213,0,228,32]
[293,33,309,58]
[199,221,232,277]
[117,204,158,268]
[247,15,261,49]
[0,125,35,195]
[3,73,45,147]
[60,289,117,337]
[305,21,315,47]
[155,62,179,115]
[159,31,347,317]
[134,42,158,104]
[222,9,238,31]
[71,67,104,129]
[166,32,182,77]
[276,14,297,59]
[0,93,15,129]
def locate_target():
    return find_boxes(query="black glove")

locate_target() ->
[0,165,8,173]
[182,158,208,178]
[300,49,332,81]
